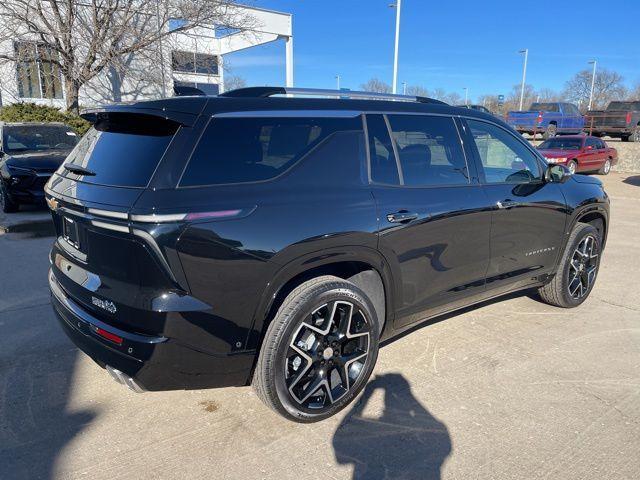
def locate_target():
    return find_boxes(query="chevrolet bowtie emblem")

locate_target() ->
[46,196,59,211]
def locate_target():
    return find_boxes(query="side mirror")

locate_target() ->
[545,164,572,183]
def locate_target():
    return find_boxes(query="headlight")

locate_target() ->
[546,157,566,163]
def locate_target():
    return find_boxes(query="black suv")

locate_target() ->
[46,87,609,422]
[1,122,79,212]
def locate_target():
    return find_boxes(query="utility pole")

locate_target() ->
[518,49,528,111]
[588,60,597,111]
[390,0,402,94]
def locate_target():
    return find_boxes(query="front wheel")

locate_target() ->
[538,223,601,308]
[543,124,557,140]
[567,160,578,175]
[253,275,380,422]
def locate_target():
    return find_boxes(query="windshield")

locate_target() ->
[538,138,583,150]
[607,101,640,111]
[2,125,79,153]
[529,103,559,112]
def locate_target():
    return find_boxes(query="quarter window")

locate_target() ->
[467,119,542,184]
[387,115,468,186]
[181,116,363,186]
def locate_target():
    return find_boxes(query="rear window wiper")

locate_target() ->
[64,163,96,176]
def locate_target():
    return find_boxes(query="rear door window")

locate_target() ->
[59,113,179,188]
[180,116,362,186]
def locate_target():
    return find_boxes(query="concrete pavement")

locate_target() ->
[1,173,639,480]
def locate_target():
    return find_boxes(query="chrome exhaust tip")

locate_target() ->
[105,365,145,393]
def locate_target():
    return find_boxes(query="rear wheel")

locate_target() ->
[538,223,601,308]
[598,158,612,175]
[543,124,557,140]
[629,126,640,143]
[0,183,19,213]
[253,275,380,422]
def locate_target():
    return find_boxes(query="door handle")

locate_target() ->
[496,200,519,209]
[387,211,419,223]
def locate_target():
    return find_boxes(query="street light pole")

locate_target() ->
[402,82,407,95]
[588,60,597,111]
[463,87,468,106]
[518,49,528,111]
[390,0,402,94]
[335,75,340,90]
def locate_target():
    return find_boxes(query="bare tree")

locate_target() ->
[563,68,627,111]
[0,1,256,112]
[224,74,246,92]
[627,82,640,100]
[405,85,429,97]
[360,78,391,93]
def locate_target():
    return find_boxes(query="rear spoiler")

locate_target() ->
[80,98,208,128]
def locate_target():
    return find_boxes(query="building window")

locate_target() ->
[15,42,63,99]
[173,81,219,96]
[172,51,218,75]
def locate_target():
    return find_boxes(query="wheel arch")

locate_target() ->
[248,247,395,354]
[574,208,608,250]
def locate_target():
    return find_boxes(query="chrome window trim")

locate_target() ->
[213,110,362,118]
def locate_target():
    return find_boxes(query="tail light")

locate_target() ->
[537,112,543,124]
[626,112,632,124]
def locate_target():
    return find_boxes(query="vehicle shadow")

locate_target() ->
[333,373,451,480]
[622,175,640,187]
[0,341,97,480]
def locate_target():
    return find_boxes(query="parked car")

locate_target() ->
[46,87,609,422]
[506,102,584,139]
[456,104,493,114]
[584,101,640,142]
[537,135,617,175]
[0,122,79,213]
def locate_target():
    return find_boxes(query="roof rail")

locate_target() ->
[219,86,447,105]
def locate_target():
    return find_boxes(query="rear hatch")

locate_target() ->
[47,108,196,336]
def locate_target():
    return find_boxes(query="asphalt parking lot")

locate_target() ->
[1,173,639,480]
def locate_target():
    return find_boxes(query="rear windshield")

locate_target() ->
[538,138,583,150]
[59,113,178,188]
[529,103,559,112]
[180,116,362,186]
[3,125,78,153]
[607,101,640,111]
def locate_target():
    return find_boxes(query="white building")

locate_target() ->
[0,5,292,109]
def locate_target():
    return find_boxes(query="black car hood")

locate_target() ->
[4,150,70,171]
[571,174,602,185]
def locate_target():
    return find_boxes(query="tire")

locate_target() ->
[538,223,601,308]
[543,124,557,140]
[253,275,380,422]
[598,158,612,175]
[0,182,19,213]
[629,126,640,143]
[567,160,578,175]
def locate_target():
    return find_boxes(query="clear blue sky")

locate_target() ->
[225,0,640,102]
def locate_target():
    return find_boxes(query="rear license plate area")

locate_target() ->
[63,216,81,250]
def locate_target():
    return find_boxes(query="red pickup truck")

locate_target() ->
[536,135,617,175]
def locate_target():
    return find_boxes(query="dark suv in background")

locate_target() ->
[0,122,79,212]
[46,87,609,422]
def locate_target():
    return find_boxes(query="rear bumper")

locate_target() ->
[50,270,255,391]
[584,126,633,135]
